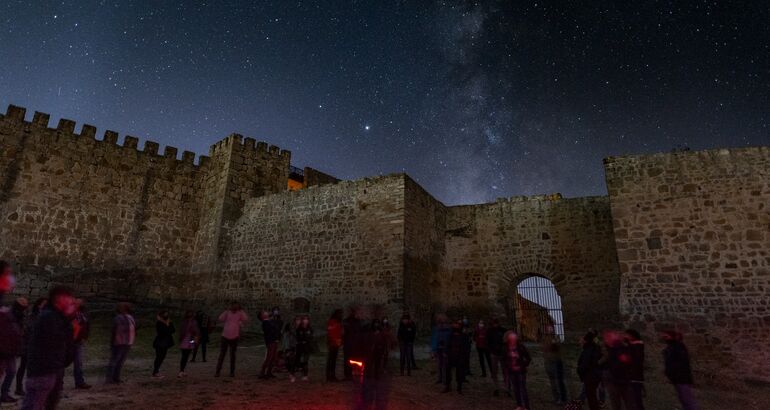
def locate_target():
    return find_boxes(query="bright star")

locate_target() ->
[364,125,371,131]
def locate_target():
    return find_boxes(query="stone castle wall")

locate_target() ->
[605,147,770,384]
[436,195,621,337]
[216,175,406,318]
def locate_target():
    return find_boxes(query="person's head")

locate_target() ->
[49,286,76,317]
[293,316,302,327]
[271,306,280,315]
[462,316,469,326]
[300,315,310,327]
[230,302,241,312]
[505,331,519,346]
[661,330,681,344]
[12,297,29,315]
[382,317,389,327]
[32,297,48,314]
[602,329,622,347]
[372,318,383,331]
[331,308,343,321]
[400,313,411,324]
[435,313,448,326]
[490,318,499,327]
[0,260,15,294]
[185,310,195,319]
[451,319,462,331]
[116,302,132,315]
[74,298,84,312]
[582,331,596,346]
[625,328,642,342]
[158,309,170,321]
[477,319,485,328]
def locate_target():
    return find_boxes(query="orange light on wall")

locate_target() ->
[287,178,303,191]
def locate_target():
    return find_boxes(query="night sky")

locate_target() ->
[1,1,768,205]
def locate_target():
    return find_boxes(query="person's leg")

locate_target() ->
[105,345,118,383]
[584,380,600,410]
[456,362,463,393]
[179,349,191,372]
[44,369,64,410]
[343,346,352,380]
[326,345,338,380]
[556,360,568,403]
[674,384,699,410]
[409,343,417,369]
[630,382,645,410]
[191,342,199,362]
[215,337,227,376]
[201,341,208,362]
[605,381,623,410]
[399,343,406,375]
[15,354,26,395]
[229,338,238,376]
[114,345,130,382]
[545,361,559,402]
[476,348,486,376]
[520,372,530,409]
[268,342,279,376]
[152,347,165,375]
[0,358,17,399]
[73,343,86,387]
[442,362,453,391]
[21,374,55,410]
[489,354,500,394]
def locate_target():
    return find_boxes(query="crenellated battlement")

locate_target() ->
[208,132,291,161]
[1,104,210,167]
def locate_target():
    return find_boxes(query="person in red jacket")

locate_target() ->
[326,309,343,382]
[474,320,491,378]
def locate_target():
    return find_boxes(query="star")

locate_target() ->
[364,125,371,131]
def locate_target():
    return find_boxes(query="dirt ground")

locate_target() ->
[4,319,768,410]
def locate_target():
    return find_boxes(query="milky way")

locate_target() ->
[1,1,767,205]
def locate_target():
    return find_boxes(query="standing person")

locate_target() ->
[503,331,532,410]
[473,320,491,378]
[71,299,91,389]
[578,331,603,410]
[177,310,199,378]
[430,314,451,385]
[326,309,343,382]
[342,306,363,381]
[601,330,635,410]
[152,310,175,378]
[259,310,281,379]
[397,314,417,376]
[191,311,212,363]
[662,331,699,410]
[0,261,18,384]
[15,297,47,396]
[0,297,27,404]
[542,333,567,404]
[486,318,507,397]
[293,315,313,382]
[21,286,77,410]
[625,329,645,410]
[105,302,135,384]
[282,318,299,382]
[442,320,467,394]
[215,302,248,377]
[461,317,473,379]
[355,319,391,410]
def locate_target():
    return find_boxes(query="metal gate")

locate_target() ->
[514,276,564,342]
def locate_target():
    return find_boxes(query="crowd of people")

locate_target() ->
[0,261,700,410]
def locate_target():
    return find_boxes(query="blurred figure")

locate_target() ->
[577,331,603,410]
[662,331,699,410]
[442,319,467,394]
[259,310,281,379]
[355,319,391,410]
[105,302,135,384]
[430,314,451,385]
[177,310,199,378]
[191,311,212,363]
[343,306,363,381]
[0,261,17,384]
[0,297,27,404]
[397,313,417,376]
[294,315,313,381]
[283,318,299,382]
[600,330,635,410]
[216,302,248,377]
[486,318,507,397]
[326,309,343,382]
[71,299,91,389]
[15,297,47,396]
[542,332,567,404]
[503,331,531,410]
[473,319,490,378]
[625,329,645,410]
[21,286,76,410]
[152,310,175,378]
[461,317,473,379]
